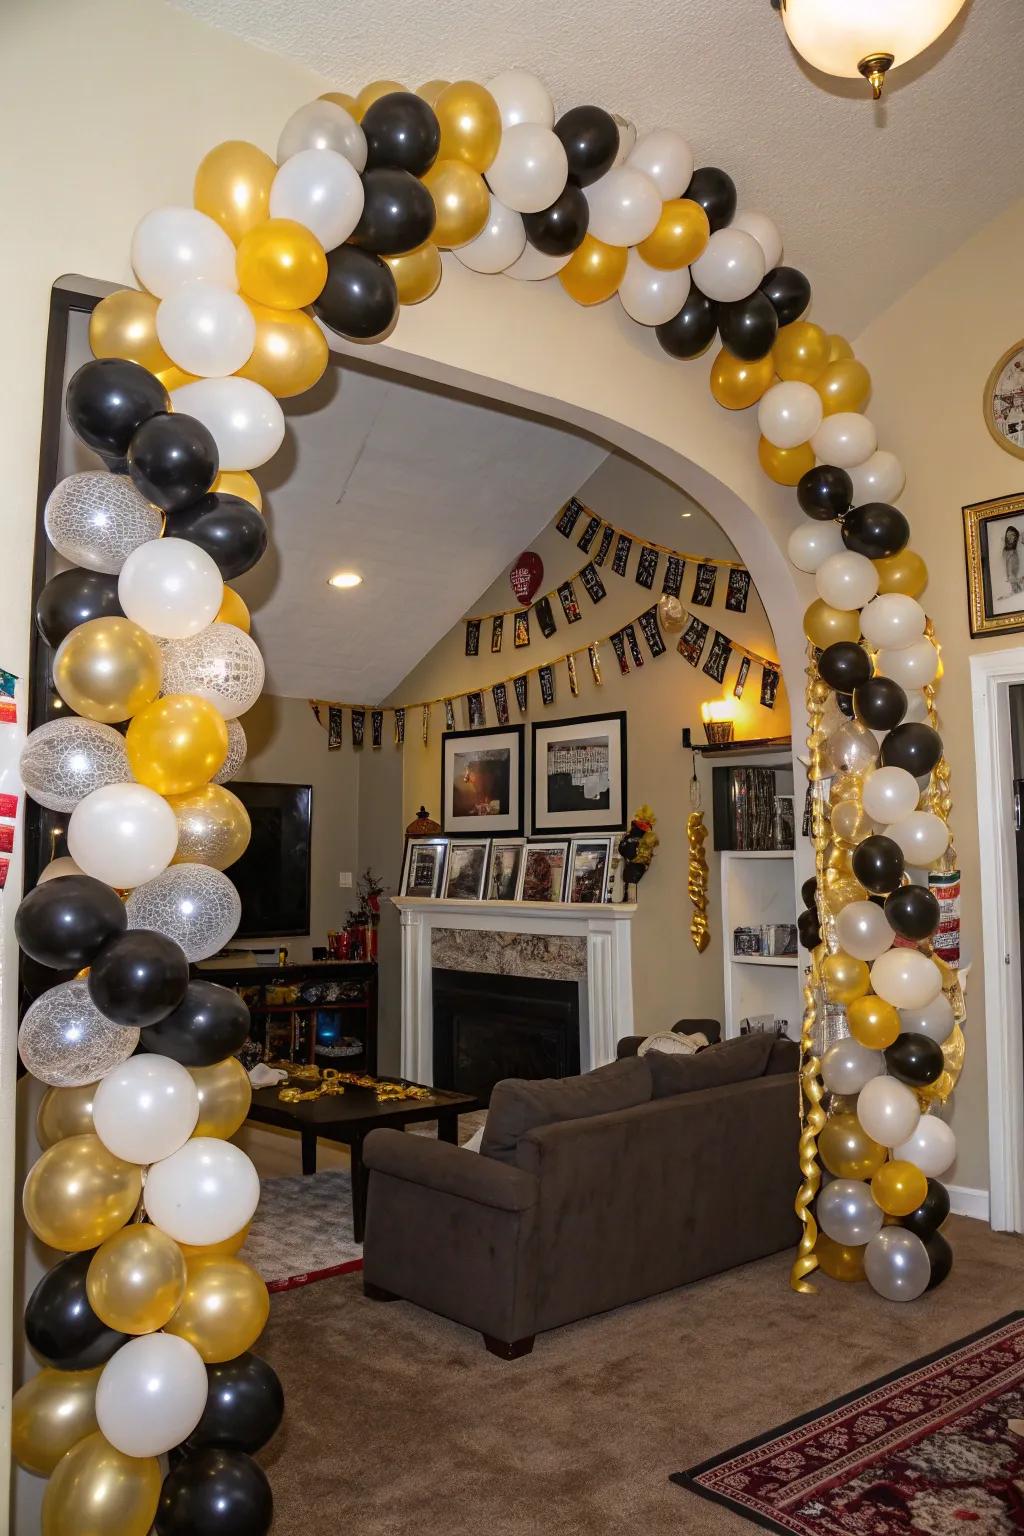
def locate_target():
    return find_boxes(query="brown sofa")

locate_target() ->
[362,1032,800,1357]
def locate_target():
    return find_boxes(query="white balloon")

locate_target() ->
[170,378,285,471]
[96,1333,208,1458]
[159,624,265,720]
[486,123,567,214]
[609,115,637,168]
[817,1178,884,1247]
[731,210,783,272]
[758,381,823,449]
[820,1035,883,1094]
[691,228,765,303]
[815,550,879,610]
[502,243,572,280]
[618,252,690,326]
[44,472,163,575]
[787,520,845,573]
[156,282,255,379]
[871,947,944,1010]
[584,167,660,246]
[856,1074,921,1148]
[131,206,238,298]
[93,1054,199,1165]
[118,538,223,641]
[277,98,367,172]
[626,128,694,200]
[20,718,131,813]
[886,809,949,867]
[836,900,895,961]
[270,148,364,249]
[899,993,954,1045]
[37,856,86,884]
[847,449,906,505]
[864,1227,931,1302]
[68,782,178,889]
[893,1115,956,1178]
[860,593,927,651]
[453,194,526,274]
[144,1136,260,1246]
[877,638,939,690]
[485,69,554,129]
[126,864,241,962]
[811,412,877,468]
[902,690,932,725]
[863,766,920,824]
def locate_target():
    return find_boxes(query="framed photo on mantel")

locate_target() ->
[531,712,627,836]
[441,725,524,836]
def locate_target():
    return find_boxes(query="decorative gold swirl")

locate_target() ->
[687,810,711,953]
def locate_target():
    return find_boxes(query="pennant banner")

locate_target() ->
[610,631,629,674]
[352,708,365,746]
[579,562,606,604]
[490,615,504,652]
[557,581,582,624]
[612,534,632,577]
[535,596,557,638]
[588,643,603,686]
[734,655,751,699]
[691,563,717,608]
[467,691,485,728]
[594,525,615,567]
[567,653,580,697]
[635,545,659,590]
[662,555,684,597]
[465,618,481,656]
[624,623,644,669]
[513,674,528,712]
[492,681,509,724]
[726,568,752,613]
[703,630,732,684]
[422,704,430,745]
[538,665,555,705]
[371,710,384,747]
[638,606,666,658]
[444,699,456,731]
[760,665,781,709]
[678,616,710,666]
[394,708,405,746]
[514,609,530,648]
[556,497,584,537]
[327,705,343,750]
[577,514,601,553]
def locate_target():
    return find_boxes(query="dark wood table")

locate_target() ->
[247,1075,480,1241]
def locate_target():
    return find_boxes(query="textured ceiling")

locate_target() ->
[168,0,1023,335]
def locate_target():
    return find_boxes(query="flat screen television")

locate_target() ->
[230,782,312,938]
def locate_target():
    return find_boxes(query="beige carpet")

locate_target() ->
[256,1216,1024,1535]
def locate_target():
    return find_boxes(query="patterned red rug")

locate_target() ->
[674,1313,1024,1534]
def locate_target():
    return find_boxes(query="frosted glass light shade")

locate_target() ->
[781,0,967,87]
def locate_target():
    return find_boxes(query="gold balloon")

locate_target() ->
[758,436,815,486]
[385,242,443,304]
[86,1225,187,1334]
[829,770,863,806]
[170,783,252,870]
[416,79,450,107]
[830,798,875,849]
[819,1111,886,1180]
[165,1254,269,1363]
[635,198,710,270]
[179,1221,250,1260]
[804,598,860,648]
[772,321,830,384]
[36,1082,98,1149]
[821,952,871,1005]
[89,290,171,374]
[320,90,358,115]
[126,692,228,796]
[212,469,262,510]
[875,549,928,599]
[216,585,251,632]
[12,1367,101,1475]
[434,80,502,171]
[918,1021,965,1105]
[42,1432,161,1536]
[237,301,328,397]
[816,358,872,416]
[848,995,900,1050]
[815,1231,866,1282]
[421,159,490,248]
[710,348,774,410]
[827,333,854,363]
[658,594,685,632]
[236,218,328,310]
[194,140,277,243]
[53,618,162,725]
[872,1159,928,1217]
[157,363,200,392]
[24,1135,141,1253]
[355,79,407,120]
[558,234,628,306]
[190,1055,253,1138]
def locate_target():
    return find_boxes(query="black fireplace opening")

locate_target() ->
[432,970,582,1102]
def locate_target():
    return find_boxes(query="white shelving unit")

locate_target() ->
[720,850,803,1039]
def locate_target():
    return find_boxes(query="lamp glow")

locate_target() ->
[701,698,736,745]
[780,0,968,97]
[327,571,363,589]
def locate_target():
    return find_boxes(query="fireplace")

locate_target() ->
[432,969,582,1101]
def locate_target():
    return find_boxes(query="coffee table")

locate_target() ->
[247,1075,481,1241]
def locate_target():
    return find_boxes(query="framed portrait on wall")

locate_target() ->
[484,839,526,900]
[518,841,569,903]
[963,492,1024,637]
[441,725,524,836]
[442,840,489,900]
[400,838,448,898]
[531,712,627,835]
[983,340,1024,461]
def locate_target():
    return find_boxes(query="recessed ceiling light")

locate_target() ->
[328,571,362,589]
[680,511,693,520]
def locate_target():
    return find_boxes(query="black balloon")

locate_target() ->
[797,465,853,521]
[801,876,817,908]
[522,183,589,256]
[683,166,736,232]
[36,568,124,650]
[655,286,718,359]
[168,493,267,579]
[349,169,436,256]
[798,907,821,950]
[66,358,168,460]
[25,1249,129,1370]
[880,722,943,777]
[87,929,189,1027]
[884,884,940,942]
[819,642,872,693]
[155,1448,273,1536]
[16,875,127,970]
[186,1353,284,1455]
[716,291,778,362]
[21,954,80,1000]
[852,834,905,895]
[362,91,440,176]
[842,502,909,559]
[854,677,907,732]
[140,980,251,1067]
[313,245,399,340]
[884,1030,944,1087]
[835,691,854,718]
[127,411,219,515]
[902,1177,950,1240]
[925,1229,953,1290]
[760,266,811,326]
[553,105,619,186]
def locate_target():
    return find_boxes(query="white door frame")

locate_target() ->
[970,647,1024,1231]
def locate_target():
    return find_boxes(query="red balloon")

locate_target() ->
[510,551,543,606]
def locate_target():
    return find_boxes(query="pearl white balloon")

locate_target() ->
[821,1035,883,1093]
[691,228,766,303]
[20,718,131,814]
[485,69,554,129]
[787,520,845,573]
[862,766,920,824]
[96,1333,208,1458]
[277,98,367,173]
[502,243,572,280]
[847,449,906,505]
[68,783,178,889]
[126,864,241,962]
[269,147,365,250]
[159,624,265,721]
[93,1054,199,1165]
[856,1074,921,1148]
[876,638,939,690]
[610,115,637,168]
[144,1136,260,1246]
[758,381,823,450]
[37,856,86,884]
[730,210,783,272]
[453,194,526,274]
[893,1115,956,1178]
[902,691,932,725]
[485,123,568,214]
[44,472,163,575]
[584,167,660,246]
[811,412,877,469]
[860,593,927,651]
[131,206,238,298]
[899,993,954,1045]
[118,538,223,641]
[817,1178,884,1247]
[170,378,285,471]
[864,1227,931,1302]
[836,900,895,962]
[626,128,694,200]
[885,809,949,867]
[815,550,879,611]
[19,980,139,1088]
[156,282,255,379]
[871,947,943,1010]
[618,252,690,326]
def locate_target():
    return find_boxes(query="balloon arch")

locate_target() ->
[13,70,962,1534]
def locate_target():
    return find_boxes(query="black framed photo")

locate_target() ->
[441,725,524,835]
[400,838,448,897]
[531,712,627,835]
[964,492,1024,637]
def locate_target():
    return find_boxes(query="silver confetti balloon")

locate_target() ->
[19,980,139,1088]
[44,471,163,574]
[19,717,131,813]
[126,864,241,962]
[160,624,265,721]
[211,718,248,785]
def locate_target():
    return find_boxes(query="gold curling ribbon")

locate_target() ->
[686,811,710,953]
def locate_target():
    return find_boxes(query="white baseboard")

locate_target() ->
[947,1184,990,1222]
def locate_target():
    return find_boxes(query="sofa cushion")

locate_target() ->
[767,1036,800,1074]
[480,1056,653,1166]
[648,1032,776,1098]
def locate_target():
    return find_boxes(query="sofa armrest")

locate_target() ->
[363,1129,537,1212]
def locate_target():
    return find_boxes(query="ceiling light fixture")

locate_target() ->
[328,571,362,589]
[773,0,968,98]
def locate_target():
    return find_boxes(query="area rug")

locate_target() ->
[241,1169,362,1293]
[674,1312,1024,1534]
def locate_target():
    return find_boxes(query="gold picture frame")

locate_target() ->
[983,340,1024,461]
[963,492,1024,637]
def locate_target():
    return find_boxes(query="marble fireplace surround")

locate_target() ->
[391,898,638,1084]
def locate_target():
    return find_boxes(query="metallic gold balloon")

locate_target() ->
[758,436,815,486]
[165,1254,269,1363]
[169,783,252,870]
[216,585,251,632]
[237,301,328,398]
[86,1225,187,1334]
[821,952,871,1005]
[236,218,328,310]
[385,242,443,304]
[710,348,774,410]
[36,1082,98,1149]
[42,1431,161,1536]
[872,1159,928,1217]
[53,618,163,725]
[320,90,358,115]
[125,692,228,796]
[829,771,863,806]
[190,1055,252,1139]
[815,1231,866,1282]
[819,1110,887,1180]
[24,1135,142,1253]
[178,1222,250,1260]
[434,80,502,171]
[157,364,200,392]
[772,321,829,384]
[827,333,854,363]
[826,874,869,910]
[658,594,685,632]
[89,290,172,374]
[194,140,277,243]
[212,470,262,511]
[804,598,860,649]
[421,160,490,248]
[636,197,710,270]
[816,358,871,415]
[918,1020,965,1105]
[831,798,874,849]
[12,1367,101,1475]
[355,79,407,120]
[558,234,628,306]
[847,995,900,1050]
[416,79,450,107]
[875,549,928,599]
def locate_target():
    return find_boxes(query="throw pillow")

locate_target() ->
[648,1032,775,1099]
[638,1031,709,1057]
[766,1036,800,1074]
[480,1055,653,1166]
